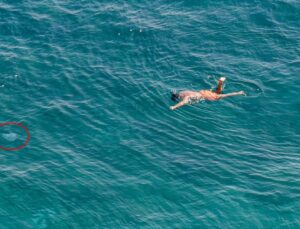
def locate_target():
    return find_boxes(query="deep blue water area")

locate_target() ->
[0,1,299,228]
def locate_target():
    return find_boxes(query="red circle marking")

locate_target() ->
[0,122,30,151]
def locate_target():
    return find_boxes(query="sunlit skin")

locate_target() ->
[170,77,245,110]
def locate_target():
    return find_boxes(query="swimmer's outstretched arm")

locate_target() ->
[170,98,189,110]
[218,91,245,99]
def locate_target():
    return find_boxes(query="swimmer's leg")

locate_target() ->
[218,91,245,99]
[216,77,226,94]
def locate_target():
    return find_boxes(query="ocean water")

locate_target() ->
[0,0,299,228]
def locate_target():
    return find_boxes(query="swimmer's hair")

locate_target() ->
[171,92,179,101]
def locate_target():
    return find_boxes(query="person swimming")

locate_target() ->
[170,77,245,110]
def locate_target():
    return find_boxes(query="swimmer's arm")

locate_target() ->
[170,98,189,110]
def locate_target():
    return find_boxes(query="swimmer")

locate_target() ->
[170,77,245,110]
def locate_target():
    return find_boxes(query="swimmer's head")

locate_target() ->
[171,92,179,101]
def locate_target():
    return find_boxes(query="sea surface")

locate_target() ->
[0,0,299,228]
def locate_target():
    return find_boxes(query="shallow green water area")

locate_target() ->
[0,0,299,228]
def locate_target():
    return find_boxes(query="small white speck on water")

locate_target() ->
[2,133,17,141]
[130,29,133,32]
[118,33,120,36]
[139,29,142,32]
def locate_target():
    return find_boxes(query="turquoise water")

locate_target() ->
[0,0,299,228]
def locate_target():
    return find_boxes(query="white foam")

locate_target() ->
[2,133,17,141]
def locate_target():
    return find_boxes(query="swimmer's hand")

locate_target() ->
[239,91,246,96]
[170,98,189,110]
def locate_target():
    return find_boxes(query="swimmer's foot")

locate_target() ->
[216,77,226,94]
[220,77,226,82]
